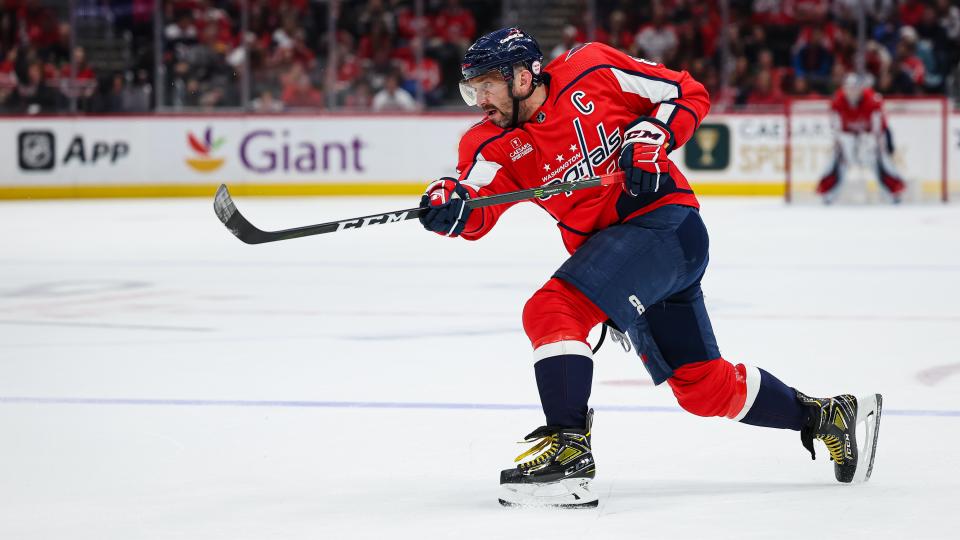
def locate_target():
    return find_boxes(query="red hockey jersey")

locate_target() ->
[830,87,887,134]
[451,42,710,253]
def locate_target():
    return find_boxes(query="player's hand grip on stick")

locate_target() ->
[419,178,475,237]
[618,119,673,196]
[213,172,624,245]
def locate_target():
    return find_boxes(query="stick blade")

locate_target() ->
[213,184,269,244]
[213,184,237,225]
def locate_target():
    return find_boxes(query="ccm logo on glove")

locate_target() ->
[618,119,674,196]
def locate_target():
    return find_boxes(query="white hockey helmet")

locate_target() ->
[842,73,871,106]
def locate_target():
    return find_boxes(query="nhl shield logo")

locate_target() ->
[18,131,56,171]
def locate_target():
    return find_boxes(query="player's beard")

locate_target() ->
[483,102,513,128]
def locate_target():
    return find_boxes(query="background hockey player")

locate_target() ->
[419,28,882,508]
[816,73,906,203]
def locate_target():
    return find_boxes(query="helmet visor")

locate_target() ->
[458,77,508,107]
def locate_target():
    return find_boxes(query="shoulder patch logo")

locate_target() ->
[508,137,534,162]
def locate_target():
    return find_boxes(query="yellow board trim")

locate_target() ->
[0,182,788,200]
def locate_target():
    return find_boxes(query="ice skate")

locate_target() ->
[798,392,883,483]
[498,409,597,508]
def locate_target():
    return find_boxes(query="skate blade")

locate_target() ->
[498,478,598,509]
[853,393,882,483]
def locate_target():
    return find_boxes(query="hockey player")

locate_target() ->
[419,28,882,508]
[816,73,906,203]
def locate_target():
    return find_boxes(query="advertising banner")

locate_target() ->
[1,106,957,198]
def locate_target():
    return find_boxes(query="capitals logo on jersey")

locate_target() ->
[452,42,711,253]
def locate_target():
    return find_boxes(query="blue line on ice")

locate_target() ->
[0,396,958,417]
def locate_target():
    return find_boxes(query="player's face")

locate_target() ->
[460,72,514,128]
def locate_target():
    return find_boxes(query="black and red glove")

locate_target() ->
[618,119,673,196]
[419,177,474,237]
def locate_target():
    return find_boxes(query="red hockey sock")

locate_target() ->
[522,277,607,349]
[667,358,761,419]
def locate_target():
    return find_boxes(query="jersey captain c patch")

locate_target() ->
[571,91,595,115]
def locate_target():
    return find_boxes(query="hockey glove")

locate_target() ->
[618,119,673,196]
[419,177,474,237]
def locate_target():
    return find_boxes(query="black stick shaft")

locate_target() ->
[214,172,623,244]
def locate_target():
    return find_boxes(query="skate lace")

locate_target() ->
[818,434,846,464]
[514,435,560,470]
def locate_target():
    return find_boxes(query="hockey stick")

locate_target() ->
[213,172,624,244]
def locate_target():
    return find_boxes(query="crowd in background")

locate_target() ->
[1,0,959,113]
[565,0,960,107]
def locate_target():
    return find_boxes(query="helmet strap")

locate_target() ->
[506,74,537,128]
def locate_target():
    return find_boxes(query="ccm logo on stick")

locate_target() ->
[337,211,408,230]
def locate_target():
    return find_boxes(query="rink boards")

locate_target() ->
[1,102,958,199]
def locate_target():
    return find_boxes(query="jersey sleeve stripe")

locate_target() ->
[551,64,682,105]
[462,159,502,190]
[655,103,677,124]
[612,69,680,103]
[665,100,701,128]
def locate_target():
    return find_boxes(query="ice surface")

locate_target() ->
[1,196,958,539]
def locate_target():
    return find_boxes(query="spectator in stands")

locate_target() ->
[251,87,284,112]
[864,39,893,81]
[15,61,59,113]
[792,26,833,93]
[898,0,926,27]
[372,71,415,111]
[356,0,396,38]
[358,16,394,61]
[122,68,153,112]
[365,45,398,94]
[334,33,364,104]
[790,75,818,98]
[0,10,16,53]
[44,22,71,66]
[0,47,18,111]
[165,11,198,44]
[692,4,720,59]
[280,62,323,108]
[890,26,925,94]
[343,78,374,110]
[829,26,856,73]
[633,3,677,63]
[743,67,784,106]
[398,37,443,105]
[739,24,769,66]
[433,0,477,54]
[940,0,960,42]
[97,72,126,112]
[599,10,633,53]
[794,0,830,24]
[61,46,97,108]
[549,25,580,61]
[6,0,960,113]
[937,0,960,88]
